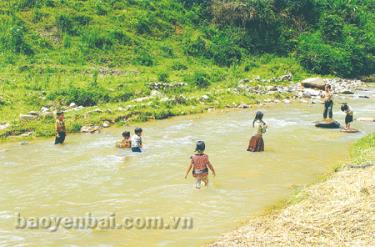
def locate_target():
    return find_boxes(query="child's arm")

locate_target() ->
[184,161,193,179]
[207,160,216,177]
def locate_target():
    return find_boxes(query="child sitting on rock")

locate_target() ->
[116,131,131,148]
[341,103,354,130]
[184,141,216,189]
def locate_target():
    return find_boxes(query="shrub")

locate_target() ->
[81,29,113,50]
[95,0,109,15]
[210,35,242,66]
[191,72,210,88]
[134,50,155,66]
[161,45,174,58]
[56,14,91,35]
[0,18,33,55]
[47,87,110,106]
[320,14,344,43]
[183,36,209,57]
[297,33,352,77]
[110,30,132,45]
[171,63,188,71]
[158,72,169,82]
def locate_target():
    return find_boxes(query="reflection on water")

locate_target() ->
[0,88,374,246]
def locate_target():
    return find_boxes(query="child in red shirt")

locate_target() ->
[184,141,216,189]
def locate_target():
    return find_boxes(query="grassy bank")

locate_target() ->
[209,132,375,246]
[0,56,309,141]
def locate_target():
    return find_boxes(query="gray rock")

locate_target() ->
[69,102,77,108]
[20,131,33,137]
[81,125,101,133]
[357,117,375,122]
[20,114,38,121]
[28,111,40,116]
[301,78,325,90]
[40,106,49,112]
[201,95,210,101]
[238,103,250,109]
[102,121,111,128]
[0,122,10,131]
[239,78,250,83]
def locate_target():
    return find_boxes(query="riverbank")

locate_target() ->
[209,133,375,247]
[0,74,368,142]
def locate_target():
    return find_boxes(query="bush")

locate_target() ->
[183,36,209,57]
[297,33,352,77]
[320,14,344,43]
[110,30,132,45]
[81,29,113,50]
[158,72,169,82]
[171,63,188,71]
[47,87,110,106]
[191,72,210,88]
[56,14,91,35]
[0,18,33,55]
[210,35,242,66]
[134,50,155,66]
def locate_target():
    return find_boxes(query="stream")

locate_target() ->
[0,87,374,247]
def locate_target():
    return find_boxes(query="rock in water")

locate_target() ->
[102,121,111,128]
[81,125,101,133]
[341,128,359,133]
[301,78,325,90]
[357,117,375,122]
[315,120,341,129]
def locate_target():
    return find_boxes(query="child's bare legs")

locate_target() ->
[201,176,209,187]
[346,123,351,129]
[195,179,202,189]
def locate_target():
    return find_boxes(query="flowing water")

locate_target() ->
[1,88,375,247]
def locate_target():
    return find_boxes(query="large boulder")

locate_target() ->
[301,78,326,90]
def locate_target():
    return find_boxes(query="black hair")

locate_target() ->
[135,127,143,134]
[341,103,349,112]
[253,111,265,127]
[122,131,130,138]
[56,111,64,116]
[195,141,205,152]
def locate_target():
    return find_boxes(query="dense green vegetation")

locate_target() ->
[0,0,374,139]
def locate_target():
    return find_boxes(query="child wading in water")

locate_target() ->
[116,131,131,148]
[247,111,267,152]
[323,84,334,120]
[54,111,66,145]
[185,141,216,189]
[341,103,354,129]
[131,127,143,152]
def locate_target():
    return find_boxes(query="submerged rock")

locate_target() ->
[357,117,375,122]
[80,125,101,133]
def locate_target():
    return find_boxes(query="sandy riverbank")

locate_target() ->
[209,135,375,247]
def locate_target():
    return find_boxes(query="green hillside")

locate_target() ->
[0,0,374,139]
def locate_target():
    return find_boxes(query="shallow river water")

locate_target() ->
[0,88,375,247]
